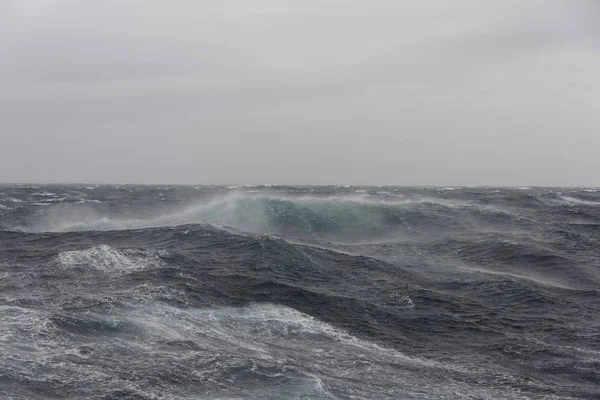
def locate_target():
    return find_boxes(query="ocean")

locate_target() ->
[1,185,599,399]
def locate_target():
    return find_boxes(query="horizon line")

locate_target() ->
[1,182,598,189]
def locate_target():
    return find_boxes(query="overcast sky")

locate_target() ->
[1,0,598,185]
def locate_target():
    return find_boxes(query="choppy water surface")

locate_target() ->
[1,185,599,399]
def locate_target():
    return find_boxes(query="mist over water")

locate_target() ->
[1,185,599,399]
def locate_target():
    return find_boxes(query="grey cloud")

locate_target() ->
[0,0,598,185]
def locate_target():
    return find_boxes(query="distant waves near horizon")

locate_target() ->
[1,185,599,399]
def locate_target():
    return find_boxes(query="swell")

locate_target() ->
[1,192,546,246]
[3,225,585,351]
[424,234,600,291]
[3,225,599,398]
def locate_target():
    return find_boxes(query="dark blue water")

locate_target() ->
[1,185,599,399]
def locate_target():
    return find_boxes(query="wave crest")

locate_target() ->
[21,192,530,241]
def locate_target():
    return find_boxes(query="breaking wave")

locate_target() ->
[7,192,543,244]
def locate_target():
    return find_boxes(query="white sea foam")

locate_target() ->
[32,192,57,197]
[76,199,103,204]
[375,191,403,197]
[0,299,544,399]
[0,305,53,345]
[57,245,163,274]
[115,302,537,399]
[559,196,600,206]
[42,197,67,203]
[127,302,439,369]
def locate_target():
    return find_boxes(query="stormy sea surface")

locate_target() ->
[1,185,599,399]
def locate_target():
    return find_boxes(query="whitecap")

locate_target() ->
[559,196,600,206]
[33,192,57,197]
[57,245,163,274]
[375,191,403,198]
[76,199,103,204]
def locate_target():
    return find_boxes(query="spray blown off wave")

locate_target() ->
[1,185,599,399]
